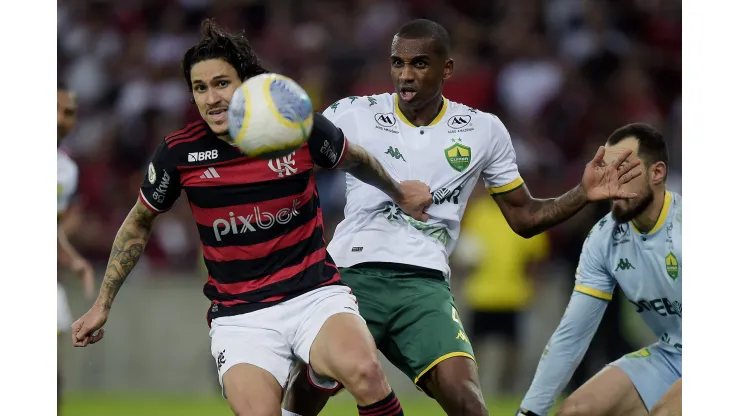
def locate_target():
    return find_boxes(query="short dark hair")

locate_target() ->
[182,19,268,91]
[607,123,669,174]
[395,19,451,58]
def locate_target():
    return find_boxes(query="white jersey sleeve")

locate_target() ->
[573,217,617,301]
[57,151,79,215]
[321,97,365,146]
[480,115,523,195]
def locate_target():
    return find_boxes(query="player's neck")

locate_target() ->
[398,95,444,127]
[632,188,667,233]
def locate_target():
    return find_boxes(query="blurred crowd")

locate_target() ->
[58,0,680,394]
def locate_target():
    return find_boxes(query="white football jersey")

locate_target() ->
[326,93,522,279]
[57,149,79,216]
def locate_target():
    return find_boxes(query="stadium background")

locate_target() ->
[57,0,681,414]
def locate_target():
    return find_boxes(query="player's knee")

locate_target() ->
[557,395,595,416]
[341,356,385,398]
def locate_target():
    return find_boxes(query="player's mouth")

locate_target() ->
[208,108,228,123]
[399,87,417,102]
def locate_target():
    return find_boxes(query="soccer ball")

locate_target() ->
[228,73,314,159]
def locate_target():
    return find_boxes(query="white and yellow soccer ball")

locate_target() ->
[228,73,314,159]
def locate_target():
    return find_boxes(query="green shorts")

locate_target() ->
[340,262,476,387]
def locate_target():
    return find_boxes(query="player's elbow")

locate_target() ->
[511,223,538,239]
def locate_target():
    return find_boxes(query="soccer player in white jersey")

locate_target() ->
[57,83,95,410]
[283,19,642,416]
[516,123,681,416]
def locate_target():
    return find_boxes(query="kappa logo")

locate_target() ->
[447,115,471,129]
[188,150,219,162]
[268,152,298,177]
[375,113,396,128]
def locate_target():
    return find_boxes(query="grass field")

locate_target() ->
[61,393,543,415]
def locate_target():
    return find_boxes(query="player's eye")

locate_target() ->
[391,59,403,67]
[194,84,206,93]
[415,61,428,69]
[218,80,230,88]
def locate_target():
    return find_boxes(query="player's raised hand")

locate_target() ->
[581,146,642,201]
[71,304,108,347]
[397,180,433,222]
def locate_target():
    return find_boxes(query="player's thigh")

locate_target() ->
[291,285,381,386]
[383,277,477,389]
[283,361,334,416]
[209,311,294,411]
[650,378,681,416]
[221,363,283,416]
[558,365,648,416]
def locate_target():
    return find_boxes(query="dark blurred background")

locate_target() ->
[57,0,681,410]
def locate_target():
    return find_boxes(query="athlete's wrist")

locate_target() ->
[515,408,541,416]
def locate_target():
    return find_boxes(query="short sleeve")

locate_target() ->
[573,229,616,301]
[139,140,182,213]
[307,111,348,170]
[481,115,524,195]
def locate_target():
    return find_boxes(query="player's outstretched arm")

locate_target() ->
[518,292,608,416]
[339,141,433,221]
[71,199,159,347]
[307,112,432,221]
[97,199,158,310]
[494,147,641,238]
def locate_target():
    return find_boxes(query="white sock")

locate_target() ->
[281,410,302,416]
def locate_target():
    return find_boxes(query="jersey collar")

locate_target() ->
[630,191,672,235]
[394,94,449,128]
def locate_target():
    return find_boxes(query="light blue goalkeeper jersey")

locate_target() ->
[576,190,682,351]
[520,191,682,415]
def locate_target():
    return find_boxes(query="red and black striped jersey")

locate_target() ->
[139,113,348,323]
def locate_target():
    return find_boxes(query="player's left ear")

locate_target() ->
[442,58,453,81]
[650,161,668,185]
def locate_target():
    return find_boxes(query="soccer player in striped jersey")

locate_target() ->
[57,83,95,411]
[517,124,681,416]
[70,20,431,416]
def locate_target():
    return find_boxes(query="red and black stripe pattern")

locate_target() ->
[358,392,404,416]
[139,115,349,323]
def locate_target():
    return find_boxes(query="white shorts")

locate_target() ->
[57,283,73,333]
[209,285,362,396]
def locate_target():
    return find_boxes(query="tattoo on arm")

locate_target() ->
[525,184,588,236]
[97,201,158,310]
[495,183,588,238]
[339,141,402,201]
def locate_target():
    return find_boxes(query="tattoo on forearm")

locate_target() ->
[342,143,401,200]
[98,203,156,310]
[526,185,588,236]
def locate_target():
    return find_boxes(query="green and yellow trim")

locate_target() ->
[413,352,476,385]
[630,191,672,235]
[487,177,524,195]
[394,94,449,127]
[574,284,612,301]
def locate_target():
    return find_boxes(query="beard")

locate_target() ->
[611,190,654,224]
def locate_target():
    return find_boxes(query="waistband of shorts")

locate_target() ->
[344,262,446,281]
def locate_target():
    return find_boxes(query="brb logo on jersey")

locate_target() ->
[188,150,219,162]
[212,199,301,241]
[268,152,298,177]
